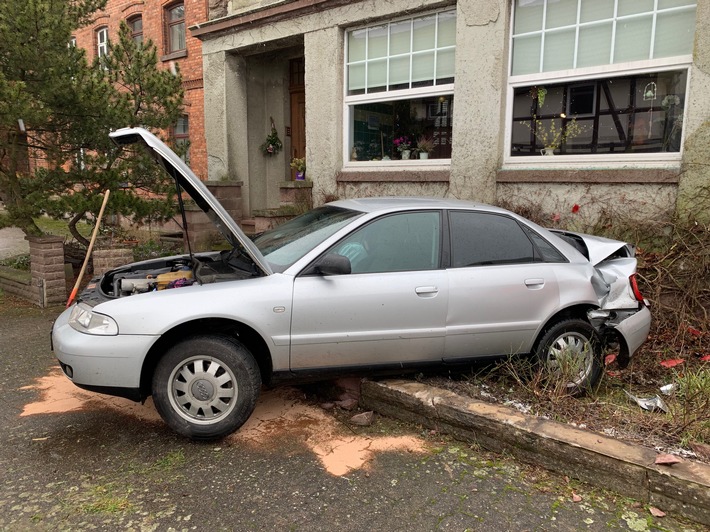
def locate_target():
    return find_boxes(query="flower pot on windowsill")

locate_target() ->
[295,171,305,180]
[401,149,411,160]
[419,152,429,160]
[541,147,556,156]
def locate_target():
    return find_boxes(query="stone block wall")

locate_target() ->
[93,248,134,277]
[27,235,66,307]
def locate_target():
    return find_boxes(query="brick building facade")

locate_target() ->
[72,0,208,180]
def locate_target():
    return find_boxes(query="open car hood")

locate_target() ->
[110,127,272,276]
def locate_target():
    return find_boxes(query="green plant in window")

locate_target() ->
[521,115,585,154]
[529,86,547,108]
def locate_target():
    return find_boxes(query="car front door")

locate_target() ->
[444,211,563,360]
[290,211,448,370]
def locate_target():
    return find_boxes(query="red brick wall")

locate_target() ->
[72,0,208,180]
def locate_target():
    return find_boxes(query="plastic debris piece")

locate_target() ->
[572,493,582,503]
[604,353,617,365]
[624,390,668,413]
[655,453,682,465]
[701,354,710,362]
[659,384,677,395]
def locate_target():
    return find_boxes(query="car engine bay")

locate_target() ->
[80,248,259,304]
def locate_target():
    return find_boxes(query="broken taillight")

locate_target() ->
[629,273,645,303]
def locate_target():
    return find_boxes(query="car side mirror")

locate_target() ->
[314,253,351,275]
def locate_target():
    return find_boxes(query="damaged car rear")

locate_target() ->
[51,127,651,440]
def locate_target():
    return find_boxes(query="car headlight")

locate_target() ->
[69,303,119,335]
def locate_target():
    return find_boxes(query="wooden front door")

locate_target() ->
[289,58,305,180]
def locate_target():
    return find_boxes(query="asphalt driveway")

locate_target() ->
[0,295,697,531]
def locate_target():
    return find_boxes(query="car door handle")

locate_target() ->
[525,278,545,289]
[415,286,439,297]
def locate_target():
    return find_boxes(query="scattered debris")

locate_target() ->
[624,390,668,413]
[649,506,666,518]
[335,398,359,411]
[701,354,710,362]
[350,411,374,426]
[659,383,677,395]
[655,453,682,466]
[572,493,582,503]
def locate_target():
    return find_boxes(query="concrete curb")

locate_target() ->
[360,379,710,526]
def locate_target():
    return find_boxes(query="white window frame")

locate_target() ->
[504,0,696,168]
[96,27,109,58]
[342,10,456,169]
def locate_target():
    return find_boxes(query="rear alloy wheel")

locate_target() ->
[534,319,602,395]
[152,335,261,440]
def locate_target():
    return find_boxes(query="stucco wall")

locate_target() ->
[197,0,710,224]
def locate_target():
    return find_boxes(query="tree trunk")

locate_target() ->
[68,212,90,247]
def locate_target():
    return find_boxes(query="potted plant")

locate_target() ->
[290,157,306,180]
[416,136,435,159]
[393,136,412,159]
[522,115,585,155]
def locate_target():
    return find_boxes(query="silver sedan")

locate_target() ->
[52,128,651,440]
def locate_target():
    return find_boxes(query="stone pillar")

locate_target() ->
[26,235,66,308]
[676,0,710,223]
[304,27,343,206]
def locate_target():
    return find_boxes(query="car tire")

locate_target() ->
[152,335,261,440]
[534,319,602,395]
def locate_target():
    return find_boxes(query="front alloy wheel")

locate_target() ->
[152,335,261,440]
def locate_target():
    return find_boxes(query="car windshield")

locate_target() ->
[253,206,363,272]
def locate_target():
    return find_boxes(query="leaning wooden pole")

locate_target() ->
[66,189,111,308]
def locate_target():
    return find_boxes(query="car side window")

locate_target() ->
[449,211,536,267]
[332,211,441,273]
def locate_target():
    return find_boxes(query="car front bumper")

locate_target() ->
[51,306,158,392]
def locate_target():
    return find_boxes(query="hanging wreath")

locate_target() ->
[260,117,283,156]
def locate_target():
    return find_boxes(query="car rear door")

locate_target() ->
[290,211,448,370]
[444,211,563,359]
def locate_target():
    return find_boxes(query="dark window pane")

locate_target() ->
[450,212,535,267]
[523,227,567,263]
[349,96,453,161]
[511,69,687,155]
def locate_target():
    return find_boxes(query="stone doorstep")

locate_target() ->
[360,379,710,527]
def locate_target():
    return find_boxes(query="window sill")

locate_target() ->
[337,164,450,183]
[161,50,187,62]
[497,166,680,184]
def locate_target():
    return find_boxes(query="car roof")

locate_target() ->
[328,197,511,215]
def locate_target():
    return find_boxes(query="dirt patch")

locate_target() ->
[20,369,426,476]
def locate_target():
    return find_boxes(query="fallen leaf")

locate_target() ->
[649,506,666,518]
[655,453,682,465]
[659,359,684,368]
[571,204,580,213]
[572,493,582,502]
[688,326,702,337]
[604,354,617,366]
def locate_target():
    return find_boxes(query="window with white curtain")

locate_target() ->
[345,10,455,163]
[508,0,695,159]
